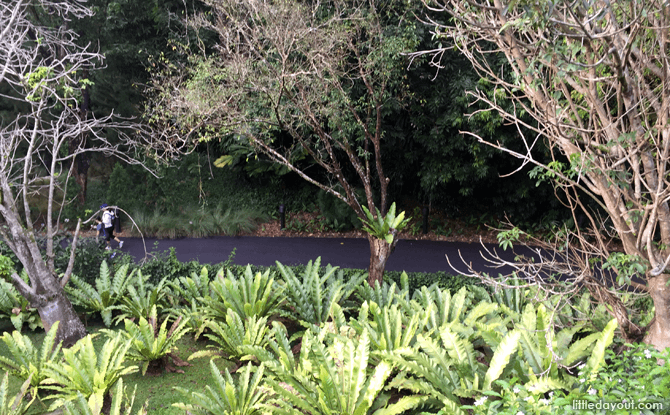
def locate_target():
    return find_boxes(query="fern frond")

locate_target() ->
[483,329,520,390]
[585,318,617,380]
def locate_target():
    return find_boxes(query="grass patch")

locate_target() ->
[126,204,268,239]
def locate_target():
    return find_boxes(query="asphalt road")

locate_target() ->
[118,235,522,275]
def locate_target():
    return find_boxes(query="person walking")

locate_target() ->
[100,204,123,250]
[92,216,103,242]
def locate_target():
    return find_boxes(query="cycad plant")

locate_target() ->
[62,379,145,415]
[166,267,213,339]
[66,261,136,327]
[0,322,61,391]
[0,373,35,415]
[174,361,266,415]
[167,266,212,309]
[412,284,501,338]
[114,272,168,324]
[262,328,426,415]
[113,305,192,375]
[360,202,410,245]
[355,272,411,309]
[277,257,365,327]
[203,266,284,321]
[42,333,138,412]
[189,309,269,364]
[384,325,520,414]
[350,300,426,354]
[510,303,618,387]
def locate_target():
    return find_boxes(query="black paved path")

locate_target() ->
[118,235,523,275]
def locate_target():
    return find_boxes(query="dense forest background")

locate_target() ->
[0,0,572,234]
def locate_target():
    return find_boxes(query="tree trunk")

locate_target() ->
[367,235,396,287]
[644,274,670,351]
[74,154,89,205]
[37,288,87,348]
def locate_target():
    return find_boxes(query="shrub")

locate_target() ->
[0,278,42,332]
[42,333,138,412]
[473,343,670,415]
[113,272,169,323]
[316,186,361,231]
[135,246,202,285]
[63,378,145,415]
[66,261,136,327]
[107,163,138,212]
[276,257,365,327]
[174,361,266,415]
[189,310,270,363]
[203,266,284,321]
[113,305,192,375]
[261,328,426,414]
[0,322,61,392]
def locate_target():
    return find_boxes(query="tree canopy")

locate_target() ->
[146,0,425,283]
[421,0,670,349]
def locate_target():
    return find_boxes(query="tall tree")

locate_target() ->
[0,0,186,346]
[147,0,420,284]
[421,0,670,349]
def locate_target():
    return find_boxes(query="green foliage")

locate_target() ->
[167,266,211,308]
[0,256,13,280]
[497,227,522,251]
[1,238,122,290]
[351,300,426,354]
[189,310,269,362]
[355,273,411,308]
[174,361,266,415]
[262,328,426,415]
[63,378,145,415]
[0,373,34,415]
[0,254,38,332]
[361,202,410,244]
[109,152,314,219]
[276,257,365,327]
[472,344,670,415]
[127,205,267,239]
[113,305,191,376]
[66,261,135,327]
[316,187,361,231]
[114,272,168,323]
[107,163,137,211]
[602,252,648,286]
[166,266,212,337]
[0,322,61,391]
[135,246,202,286]
[0,279,42,332]
[383,287,617,413]
[42,333,138,411]
[204,266,284,321]
[411,285,496,335]
[385,269,480,294]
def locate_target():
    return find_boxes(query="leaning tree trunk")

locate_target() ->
[644,274,670,351]
[367,235,398,287]
[37,288,87,348]
[11,267,87,348]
